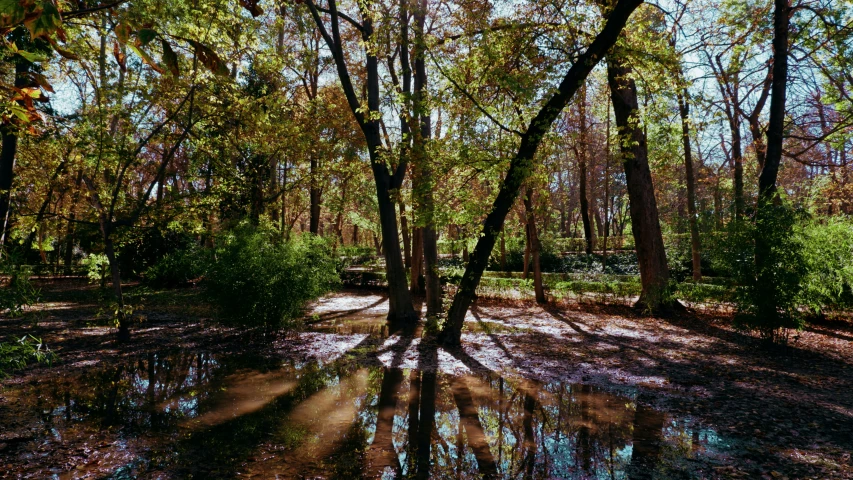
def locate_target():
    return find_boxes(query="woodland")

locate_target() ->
[0,0,852,478]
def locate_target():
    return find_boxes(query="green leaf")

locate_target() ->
[161,40,179,76]
[23,2,62,39]
[0,0,26,29]
[16,50,48,63]
[137,28,157,46]
[127,43,165,74]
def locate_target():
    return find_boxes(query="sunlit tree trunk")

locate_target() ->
[677,87,702,281]
[524,188,546,303]
[400,201,411,268]
[606,53,674,312]
[305,0,416,322]
[412,0,441,316]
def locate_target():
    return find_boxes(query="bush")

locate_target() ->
[205,226,339,332]
[798,217,853,314]
[0,265,39,316]
[0,335,54,377]
[144,244,211,288]
[81,253,110,285]
[712,201,808,341]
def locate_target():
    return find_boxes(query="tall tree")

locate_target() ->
[304,0,418,322]
[440,0,644,345]
[605,48,673,312]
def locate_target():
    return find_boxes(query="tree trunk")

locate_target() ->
[102,229,130,342]
[400,201,411,268]
[309,155,321,234]
[758,0,790,198]
[606,53,674,312]
[500,231,506,271]
[523,220,531,279]
[439,0,642,345]
[754,0,791,331]
[731,117,745,220]
[412,0,441,316]
[677,87,702,281]
[410,226,423,294]
[0,61,28,247]
[524,187,546,303]
[578,84,595,254]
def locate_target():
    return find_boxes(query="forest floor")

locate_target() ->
[1,279,852,479]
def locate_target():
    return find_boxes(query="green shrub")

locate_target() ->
[144,244,211,288]
[798,217,853,314]
[81,253,110,285]
[0,335,54,377]
[336,245,376,271]
[712,201,809,341]
[0,265,39,316]
[205,226,339,332]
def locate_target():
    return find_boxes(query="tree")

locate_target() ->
[440,0,644,346]
[605,36,673,312]
[303,0,417,322]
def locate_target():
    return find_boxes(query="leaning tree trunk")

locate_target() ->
[439,0,643,346]
[606,53,674,312]
[677,86,702,281]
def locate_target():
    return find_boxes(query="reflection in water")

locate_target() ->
[7,344,725,478]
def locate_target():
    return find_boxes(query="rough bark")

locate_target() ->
[524,188,546,303]
[412,0,441,316]
[677,87,702,281]
[400,201,411,268]
[578,84,595,254]
[410,226,423,293]
[439,0,643,345]
[606,53,674,312]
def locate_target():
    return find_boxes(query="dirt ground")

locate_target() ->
[1,280,852,479]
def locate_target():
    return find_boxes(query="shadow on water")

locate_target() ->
[3,314,728,479]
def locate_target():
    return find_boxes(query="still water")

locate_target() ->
[2,318,727,479]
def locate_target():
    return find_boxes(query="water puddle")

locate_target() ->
[1,319,729,479]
